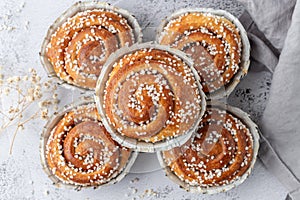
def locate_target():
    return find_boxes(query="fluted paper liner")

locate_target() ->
[156,8,251,99]
[157,101,260,194]
[95,42,207,153]
[39,96,138,190]
[40,1,143,91]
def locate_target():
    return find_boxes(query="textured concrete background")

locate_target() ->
[0,0,287,199]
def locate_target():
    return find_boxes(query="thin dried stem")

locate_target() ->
[19,110,40,127]
[9,116,21,155]
[1,68,59,154]
[0,110,10,119]
[0,98,32,131]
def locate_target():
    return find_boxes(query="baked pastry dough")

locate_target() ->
[162,106,254,188]
[46,8,139,89]
[158,12,242,96]
[46,103,131,186]
[102,47,205,144]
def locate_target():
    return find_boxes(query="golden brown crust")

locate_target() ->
[103,48,203,143]
[162,107,253,187]
[159,12,242,94]
[46,9,136,89]
[46,104,131,186]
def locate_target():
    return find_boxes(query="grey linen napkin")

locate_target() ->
[237,0,300,199]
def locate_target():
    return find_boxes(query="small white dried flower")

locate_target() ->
[18,124,24,130]
[43,82,50,88]
[13,76,21,82]
[41,108,49,119]
[34,91,42,100]
[4,87,10,95]
[30,77,37,84]
[36,76,41,81]
[35,85,41,91]
[27,87,34,95]
[38,101,44,108]
[8,107,14,114]
[22,75,28,81]
[0,74,3,86]
[6,76,21,83]
[29,68,35,73]
[38,100,52,108]
[26,95,34,102]
[6,77,14,83]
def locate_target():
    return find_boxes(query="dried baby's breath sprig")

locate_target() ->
[0,67,59,154]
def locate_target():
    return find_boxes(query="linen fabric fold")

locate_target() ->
[237,0,300,199]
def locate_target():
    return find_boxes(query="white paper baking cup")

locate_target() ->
[156,8,251,100]
[39,96,138,190]
[40,1,143,91]
[95,42,207,153]
[157,101,260,194]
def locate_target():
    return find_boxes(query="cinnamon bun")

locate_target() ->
[96,43,206,152]
[45,2,142,89]
[159,103,259,193]
[44,103,135,187]
[157,9,250,98]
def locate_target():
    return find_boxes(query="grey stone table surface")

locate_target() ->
[0,0,287,199]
